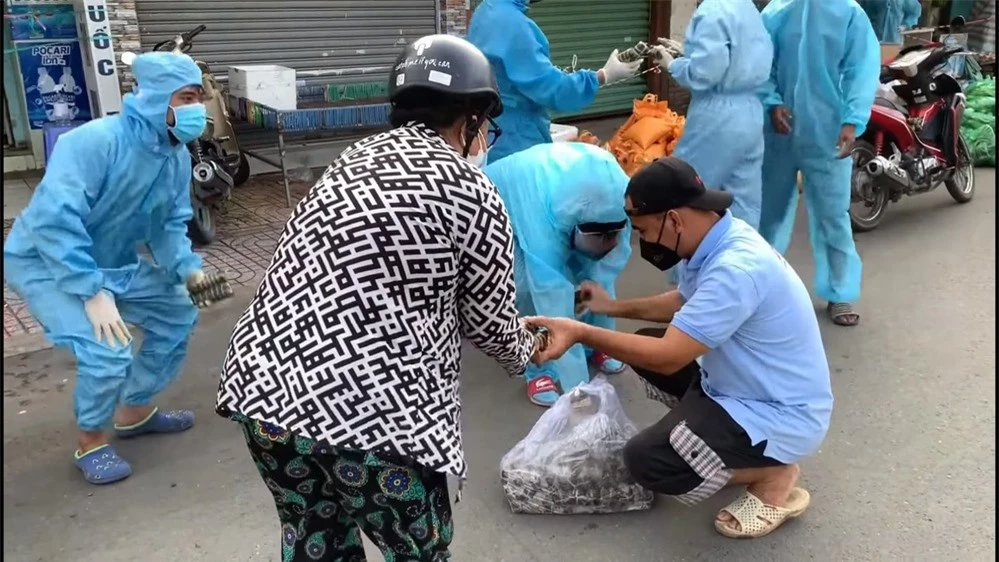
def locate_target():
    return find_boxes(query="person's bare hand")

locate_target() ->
[837,124,857,159]
[771,106,792,135]
[523,316,584,365]
[577,281,613,315]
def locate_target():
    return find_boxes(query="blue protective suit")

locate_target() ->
[3,52,203,431]
[858,0,922,44]
[484,143,632,393]
[758,0,881,304]
[468,0,600,162]
[670,0,774,230]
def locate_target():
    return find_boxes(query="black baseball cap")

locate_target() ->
[625,156,733,216]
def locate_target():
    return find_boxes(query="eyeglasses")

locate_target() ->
[484,117,502,149]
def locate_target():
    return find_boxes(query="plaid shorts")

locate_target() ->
[623,327,784,506]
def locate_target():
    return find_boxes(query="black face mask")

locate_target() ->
[640,214,682,271]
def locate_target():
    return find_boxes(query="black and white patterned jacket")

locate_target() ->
[215,125,535,477]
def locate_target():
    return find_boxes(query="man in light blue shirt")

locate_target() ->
[526,157,833,539]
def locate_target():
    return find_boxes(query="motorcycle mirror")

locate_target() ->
[121,51,137,66]
[949,16,966,29]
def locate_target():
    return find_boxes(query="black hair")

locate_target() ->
[389,88,493,131]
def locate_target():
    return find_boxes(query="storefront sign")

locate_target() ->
[78,0,122,116]
[9,4,93,129]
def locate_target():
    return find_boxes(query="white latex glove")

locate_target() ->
[187,270,206,287]
[650,45,675,69]
[600,49,642,84]
[657,37,684,57]
[84,290,132,348]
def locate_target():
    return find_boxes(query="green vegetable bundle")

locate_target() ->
[961,78,996,167]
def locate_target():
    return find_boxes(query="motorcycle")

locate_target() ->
[849,17,976,232]
[145,25,251,245]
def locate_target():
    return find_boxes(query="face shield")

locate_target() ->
[571,220,627,260]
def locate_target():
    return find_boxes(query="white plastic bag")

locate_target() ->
[500,377,654,515]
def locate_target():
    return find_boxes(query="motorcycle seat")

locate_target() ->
[874,95,908,115]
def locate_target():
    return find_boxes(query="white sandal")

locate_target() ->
[714,488,811,539]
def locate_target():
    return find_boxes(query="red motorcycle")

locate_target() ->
[849,19,976,232]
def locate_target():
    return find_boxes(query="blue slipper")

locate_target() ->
[75,444,132,485]
[115,407,195,439]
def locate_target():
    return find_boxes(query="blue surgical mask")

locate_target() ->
[169,103,207,143]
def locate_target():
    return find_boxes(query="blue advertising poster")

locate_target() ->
[9,3,94,129]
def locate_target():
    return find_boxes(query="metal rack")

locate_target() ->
[228,84,391,207]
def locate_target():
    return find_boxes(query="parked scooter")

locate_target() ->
[124,25,250,246]
[850,17,976,232]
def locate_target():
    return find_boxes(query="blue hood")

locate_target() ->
[485,142,630,236]
[122,52,203,155]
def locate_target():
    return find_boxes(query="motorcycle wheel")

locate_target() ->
[187,196,217,246]
[944,135,975,204]
[849,140,890,233]
[232,153,251,188]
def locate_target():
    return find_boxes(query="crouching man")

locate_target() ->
[525,157,833,539]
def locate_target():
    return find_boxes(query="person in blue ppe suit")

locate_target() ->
[467,0,642,162]
[650,0,773,231]
[4,52,212,485]
[757,0,881,326]
[858,0,922,44]
[483,142,632,407]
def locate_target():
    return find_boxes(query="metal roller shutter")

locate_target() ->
[470,0,650,119]
[135,0,437,147]
[135,0,438,88]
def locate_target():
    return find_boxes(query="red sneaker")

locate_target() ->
[591,352,627,375]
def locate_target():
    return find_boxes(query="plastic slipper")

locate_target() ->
[827,302,860,327]
[115,407,195,438]
[527,375,560,408]
[714,487,811,539]
[75,444,132,485]
[591,352,627,375]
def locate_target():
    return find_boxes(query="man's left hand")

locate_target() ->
[523,316,584,365]
[837,124,857,159]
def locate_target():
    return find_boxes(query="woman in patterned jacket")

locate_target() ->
[215,35,541,561]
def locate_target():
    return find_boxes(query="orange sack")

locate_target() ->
[604,94,686,176]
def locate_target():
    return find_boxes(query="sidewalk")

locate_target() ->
[4,176,43,351]
[2,174,313,356]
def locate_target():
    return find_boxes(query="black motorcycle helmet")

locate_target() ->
[389,34,502,157]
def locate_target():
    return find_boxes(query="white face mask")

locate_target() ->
[464,131,489,169]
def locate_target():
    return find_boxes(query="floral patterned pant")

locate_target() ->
[239,418,453,562]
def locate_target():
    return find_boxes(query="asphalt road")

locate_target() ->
[3,168,995,562]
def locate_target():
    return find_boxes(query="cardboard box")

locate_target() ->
[881,43,903,63]
[882,29,937,62]
[902,28,935,48]
[228,65,297,111]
